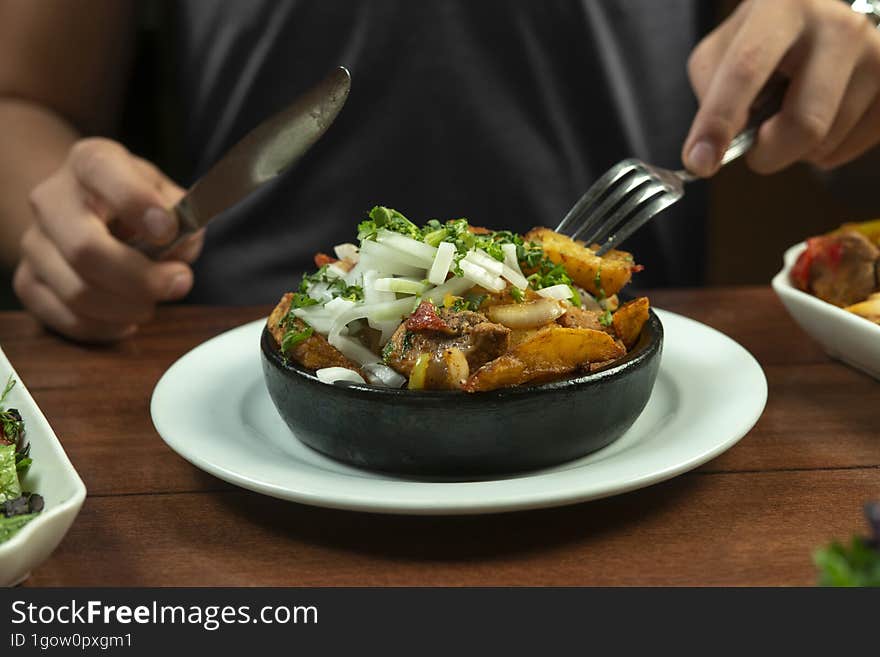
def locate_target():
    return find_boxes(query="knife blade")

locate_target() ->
[133,65,351,259]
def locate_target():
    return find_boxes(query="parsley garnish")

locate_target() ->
[358,206,421,241]
[0,376,24,454]
[281,326,314,354]
[451,293,486,312]
[599,309,613,327]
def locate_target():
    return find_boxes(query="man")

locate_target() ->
[2,0,880,342]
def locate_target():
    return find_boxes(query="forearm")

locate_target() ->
[0,97,78,268]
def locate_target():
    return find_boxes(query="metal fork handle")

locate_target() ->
[677,0,877,179]
[676,73,789,181]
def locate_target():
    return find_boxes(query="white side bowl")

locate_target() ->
[772,242,880,380]
[0,346,86,587]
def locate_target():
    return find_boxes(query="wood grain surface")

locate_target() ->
[2,287,877,586]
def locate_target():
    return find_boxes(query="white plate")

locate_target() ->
[772,241,880,380]
[151,309,767,515]
[0,346,86,586]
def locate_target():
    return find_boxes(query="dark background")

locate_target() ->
[1,0,878,309]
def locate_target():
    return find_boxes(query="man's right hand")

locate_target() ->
[13,137,204,342]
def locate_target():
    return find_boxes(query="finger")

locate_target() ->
[162,228,205,264]
[29,171,194,303]
[13,261,137,343]
[132,156,186,207]
[20,227,155,325]
[687,0,752,101]
[747,10,868,173]
[682,2,804,176]
[68,138,184,246]
[807,62,880,164]
[812,95,880,169]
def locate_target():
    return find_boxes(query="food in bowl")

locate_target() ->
[791,218,880,323]
[267,207,649,392]
[0,376,44,544]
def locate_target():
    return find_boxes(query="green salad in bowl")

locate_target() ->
[0,376,44,544]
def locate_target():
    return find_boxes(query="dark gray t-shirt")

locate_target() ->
[170,0,710,303]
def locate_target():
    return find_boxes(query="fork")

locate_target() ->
[555,78,787,255]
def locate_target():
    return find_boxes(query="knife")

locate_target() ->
[132,66,351,259]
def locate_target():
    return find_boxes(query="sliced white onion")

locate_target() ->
[329,297,419,343]
[343,260,364,286]
[373,277,428,295]
[363,270,395,307]
[501,264,529,290]
[359,239,427,273]
[374,319,402,346]
[460,260,506,292]
[486,299,566,328]
[362,363,407,388]
[291,307,335,334]
[537,284,574,300]
[327,335,382,366]
[464,249,504,277]
[423,276,476,303]
[427,241,456,285]
[325,263,348,279]
[376,229,437,266]
[501,243,520,270]
[324,297,357,314]
[333,243,359,262]
[307,282,332,303]
[316,367,366,385]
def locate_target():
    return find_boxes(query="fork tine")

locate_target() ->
[585,182,667,247]
[568,171,653,242]
[554,159,641,235]
[595,190,681,256]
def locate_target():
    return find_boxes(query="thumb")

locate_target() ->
[69,138,185,246]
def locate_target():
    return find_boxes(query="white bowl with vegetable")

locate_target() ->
[0,348,86,587]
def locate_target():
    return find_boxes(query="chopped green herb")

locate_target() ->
[509,286,524,303]
[290,292,319,310]
[381,340,396,363]
[451,293,486,312]
[0,376,24,450]
[599,309,613,327]
[281,326,314,354]
[594,266,606,301]
[358,206,421,241]
[297,266,363,304]
[402,330,415,353]
[422,227,448,247]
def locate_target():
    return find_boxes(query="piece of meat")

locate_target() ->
[405,301,454,334]
[313,252,338,267]
[384,306,510,386]
[793,231,879,307]
[266,293,363,375]
[556,305,609,333]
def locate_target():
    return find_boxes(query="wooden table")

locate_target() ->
[4,286,878,586]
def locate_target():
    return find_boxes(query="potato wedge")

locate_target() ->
[465,326,625,391]
[846,292,880,324]
[513,326,625,368]
[524,227,634,297]
[267,292,294,345]
[612,297,650,349]
[267,293,363,375]
[463,355,528,392]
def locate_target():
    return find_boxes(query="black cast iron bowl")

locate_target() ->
[260,310,663,477]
